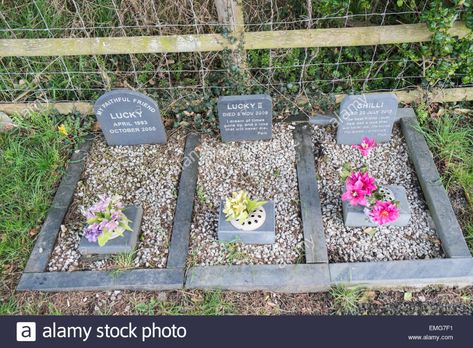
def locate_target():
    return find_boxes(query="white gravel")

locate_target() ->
[47,133,185,271]
[189,123,304,266]
[312,124,443,263]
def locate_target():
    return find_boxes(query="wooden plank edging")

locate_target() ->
[2,87,473,117]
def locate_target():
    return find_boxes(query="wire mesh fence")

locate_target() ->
[0,0,471,113]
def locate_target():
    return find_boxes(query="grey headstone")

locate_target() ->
[336,93,398,144]
[94,89,167,146]
[79,205,143,255]
[217,94,272,142]
[217,200,275,244]
[342,185,411,227]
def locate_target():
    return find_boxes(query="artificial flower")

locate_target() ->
[368,200,400,225]
[352,137,376,157]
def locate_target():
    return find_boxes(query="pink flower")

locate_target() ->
[346,171,377,196]
[352,137,376,157]
[368,201,400,225]
[342,181,368,206]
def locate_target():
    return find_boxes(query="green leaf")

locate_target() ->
[237,211,249,223]
[98,231,112,247]
[86,217,99,224]
[247,199,267,214]
[119,222,132,232]
[364,227,377,236]
[403,292,413,302]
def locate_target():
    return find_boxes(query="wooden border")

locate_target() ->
[401,113,471,258]
[167,133,201,268]
[2,87,473,116]
[24,136,93,273]
[293,125,328,263]
[18,133,200,292]
[0,23,468,57]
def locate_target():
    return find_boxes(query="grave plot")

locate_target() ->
[306,107,473,289]
[313,124,443,262]
[186,107,473,292]
[188,123,304,266]
[47,133,185,272]
[17,90,201,291]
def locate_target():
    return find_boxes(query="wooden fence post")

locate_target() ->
[214,0,247,69]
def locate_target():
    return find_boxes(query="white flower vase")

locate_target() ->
[378,186,396,202]
[230,207,267,231]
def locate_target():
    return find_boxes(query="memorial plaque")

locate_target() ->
[336,93,398,144]
[94,89,167,146]
[217,94,272,142]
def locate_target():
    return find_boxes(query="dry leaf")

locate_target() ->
[91,122,101,132]
[28,227,40,237]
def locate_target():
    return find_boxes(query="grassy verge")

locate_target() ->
[416,105,473,251]
[0,112,90,297]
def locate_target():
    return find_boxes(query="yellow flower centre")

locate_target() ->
[380,210,389,217]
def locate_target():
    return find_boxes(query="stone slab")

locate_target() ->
[308,107,415,127]
[167,133,201,268]
[336,93,398,144]
[330,258,473,288]
[186,264,331,293]
[94,89,167,146]
[24,136,94,273]
[293,125,329,263]
[217,201,275,244]
[395,107,416,120]
[342,185,411,227]
[401,116,471,258]
[17,268,184,291]
[78,205,143,255]
[217,94,272,142]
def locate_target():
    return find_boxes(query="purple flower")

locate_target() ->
[110,210,121,220]
[104,220,118,231]
[81,194,131,246]
[84,223,102,242]
[93,195,111,212]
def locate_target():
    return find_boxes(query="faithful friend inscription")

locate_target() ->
[217,94,272,142]
[336,93,398,144]
[94,89,167,146]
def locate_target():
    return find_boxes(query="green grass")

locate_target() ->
[134,291,234,315]
[112,251,136,270]
[417,108,473,251]
[330,285,364,315]
[0,112,87,279]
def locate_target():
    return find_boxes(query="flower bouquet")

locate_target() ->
[81,195,133,246]
[341,137,400,226]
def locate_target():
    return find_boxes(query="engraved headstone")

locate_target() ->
[217,94,272,142]
[336,93,398,144]
[94,89,166,146]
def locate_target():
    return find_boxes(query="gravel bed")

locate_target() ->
[312,124,443,263]
[48,133,185,271]
[189,123,304,266]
